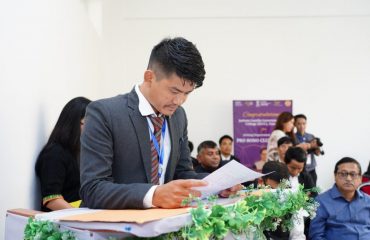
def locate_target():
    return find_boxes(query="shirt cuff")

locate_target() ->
[42,194,64,206]
[143,185,158,208]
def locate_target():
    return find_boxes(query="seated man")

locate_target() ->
[219,135,240,162]
[262,161,289,189]
[262,161,304,240]
[194,140,225,173]
[188,141,199,169]
[285,146,315,238]
[309,157,370,240]
[284,147,315,193]
[277,136,293,163]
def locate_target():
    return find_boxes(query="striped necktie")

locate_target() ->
[149,115,164,184]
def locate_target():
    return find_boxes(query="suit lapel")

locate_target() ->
[127,89,152,183]
[165,114,179,182]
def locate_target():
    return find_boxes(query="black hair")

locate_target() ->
[188,141,194,153]
[260,146,267,154]
[334,157,362,175]
[38,97,91,159]
[219,135,233,145]
[197,140,218,154]
[262,161,289,183]
[277,136,293,147]
[294,114,307,121]
[274,112,296,142]
[364,162,370,177]
[148,37,205,88]
[284,147,307,164]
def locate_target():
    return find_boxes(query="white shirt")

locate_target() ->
[135,84,171,208]
[288,174,306,240]
[267,130,286,161]
[221,154,231,161]
[289,175,300,191]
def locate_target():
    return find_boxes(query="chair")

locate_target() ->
[358,182,370,195]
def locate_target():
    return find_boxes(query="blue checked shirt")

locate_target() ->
[309,184,370,239]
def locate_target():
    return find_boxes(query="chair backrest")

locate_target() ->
[358,182,370,195]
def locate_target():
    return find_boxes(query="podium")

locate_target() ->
[5,188,317,240]
[5,197,243,239]
[5,207,244,240]
[5,209,136,240]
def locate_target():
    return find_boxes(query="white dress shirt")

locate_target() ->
[135,84,171,208]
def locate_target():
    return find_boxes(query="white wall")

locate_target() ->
[0,0,102,237]
[101,0,370,193]
[1,0,370,237]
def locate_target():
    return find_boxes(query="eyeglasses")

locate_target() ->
[336,171,361,179]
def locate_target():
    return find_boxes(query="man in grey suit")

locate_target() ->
[80,37,239,210]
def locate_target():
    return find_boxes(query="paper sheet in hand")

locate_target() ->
[193,160,266,197]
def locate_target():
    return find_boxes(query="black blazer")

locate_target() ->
[80,88,203,209]
[298,171,317,197]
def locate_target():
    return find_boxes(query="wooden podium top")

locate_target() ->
[7,208,43,218]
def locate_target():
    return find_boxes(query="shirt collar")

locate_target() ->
[330,184,364,200]
[296,132,306,138]
[330,184,343,199]
[221,154,230,160]
[135,83,161,117]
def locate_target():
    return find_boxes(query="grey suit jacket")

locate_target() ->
[80,88,203,209]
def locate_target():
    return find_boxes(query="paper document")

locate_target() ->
[36,207,190,224]
[60,208,190,224]
[35,208,193,237]
[193,160,267,197]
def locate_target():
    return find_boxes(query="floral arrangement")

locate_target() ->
[174,183,319,240]
[24,217,75,240]
[24,182,318,240]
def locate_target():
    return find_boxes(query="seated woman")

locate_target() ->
[254,147,267,172]
[35,97,91,211]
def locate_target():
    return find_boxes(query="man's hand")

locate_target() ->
[309,138,318,149]
[152,179,208,208]
[297,142,311,151]
[218,184,243,198]
[314,148,322,156]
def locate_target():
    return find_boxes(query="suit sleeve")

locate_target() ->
[304,173,318,197]
[173,108,207,180]
[80,101,152,209]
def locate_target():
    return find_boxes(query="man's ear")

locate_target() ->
[144,70,155,84]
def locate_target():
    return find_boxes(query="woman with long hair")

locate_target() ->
[266,112,296,162]
[35,97,91,211]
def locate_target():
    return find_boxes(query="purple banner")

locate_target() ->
[233,100,293,168]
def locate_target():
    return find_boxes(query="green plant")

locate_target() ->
[174,182,319,240]
[24,183,318,240]
[24,218,75,240]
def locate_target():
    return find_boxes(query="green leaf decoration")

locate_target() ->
[177,182,319,239]
[24,183,319,240]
